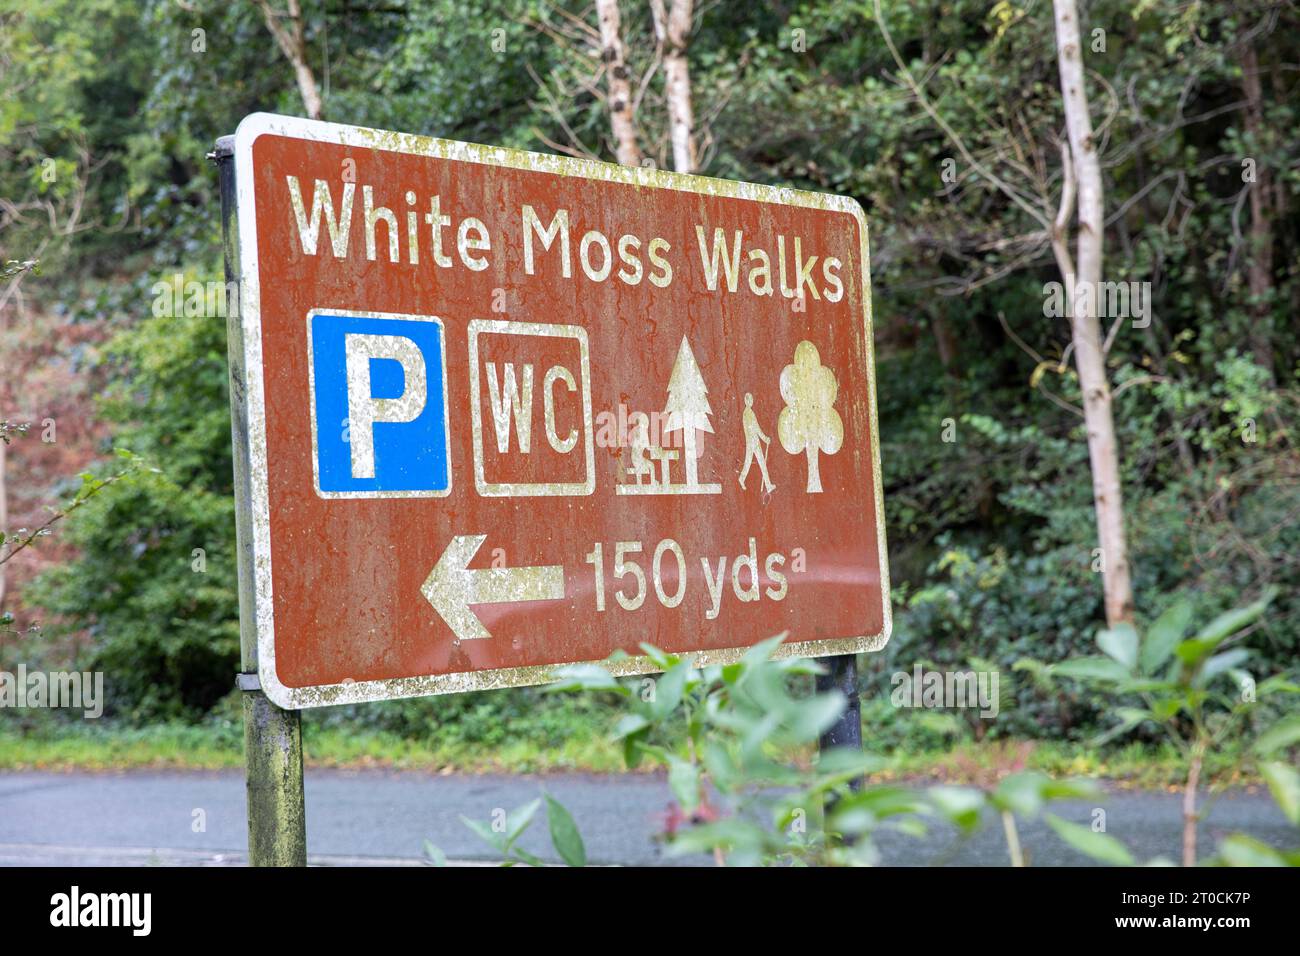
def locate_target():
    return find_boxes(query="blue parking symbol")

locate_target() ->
[308,311,451,497]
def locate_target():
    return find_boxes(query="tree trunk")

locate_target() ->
[255,0,323,120]
[595,0,642,167]
[291,58,323,122]
[1052,0,1135,627]
[1240,40,1275,381]
[805,446,822,494]
[682,426,698,487]
[652,0,697,173]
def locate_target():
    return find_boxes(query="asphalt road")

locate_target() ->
[0,769,1292,866]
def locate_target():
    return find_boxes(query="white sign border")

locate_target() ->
[233,111,891,709]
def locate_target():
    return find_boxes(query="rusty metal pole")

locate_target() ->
[213,135,308,867]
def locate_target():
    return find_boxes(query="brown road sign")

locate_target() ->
[231,113,889,708]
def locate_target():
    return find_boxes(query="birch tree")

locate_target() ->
[874,0,1135,627]
[254,0,323,120]
[594,0,642,166]
[650,0,697,173]
[1052,0,1134,627]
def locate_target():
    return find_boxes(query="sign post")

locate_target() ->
[214,136,307,867]
[220,113,889,856]
[816,654,862,758]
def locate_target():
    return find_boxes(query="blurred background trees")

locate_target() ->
[0,0,1295,742]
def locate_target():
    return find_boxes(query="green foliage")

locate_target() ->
[1213,834,1300,867]
[440,632,1298,866]
[1,449,149,563]
[426,794,588,868]
[303,683,616,765]
[5,0,1299,752]
[28,300,238,720]
[1044,812,1135,867]
[1020,589,1292,750]
[549,640,905,864]
[451,641,1134,866]
[1020,591,1300,864]
[876,542,1104,741]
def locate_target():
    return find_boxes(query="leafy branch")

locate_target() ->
[0,449,152,569]
[438,638,1123,867]
[1016,589,1300,865]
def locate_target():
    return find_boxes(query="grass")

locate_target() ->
[0,719,1265,787]
[882,738,1262,790]
[0,720,625,774]
[0,722,245,771]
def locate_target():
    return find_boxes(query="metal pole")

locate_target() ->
[816,652,862,845]
[213,135,307,867]
[816,652,862,757]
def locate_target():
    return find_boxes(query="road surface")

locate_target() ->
[0,769,1292,866]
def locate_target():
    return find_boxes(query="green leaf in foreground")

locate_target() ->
[1193,588,1275,644]
[1260,762,1300,827]
[1091,707,1153,746]
[505,798,542,845]
[546,664,626,694]
[1141,601,1191,674]
[460,815,507,854]
[1217,834,1290,867]
[1253,715,1300,756]
[1051,656,1131,684]
[1045,813,1135,866]
[545,794,587,867]
[1097,623,1138,672]
[928,786,985,833]
[667,754,701,813]
[422,840,447,867]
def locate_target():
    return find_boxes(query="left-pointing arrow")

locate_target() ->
[421,534,566,641]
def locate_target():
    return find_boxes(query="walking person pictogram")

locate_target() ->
[739,392,776,494]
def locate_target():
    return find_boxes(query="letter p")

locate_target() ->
[344,333,427,479]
